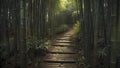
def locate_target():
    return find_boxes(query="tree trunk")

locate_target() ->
[20,0,27,68]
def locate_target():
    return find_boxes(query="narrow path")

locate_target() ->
[41,30,78,68]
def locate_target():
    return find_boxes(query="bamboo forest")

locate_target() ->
[0,0,120,68]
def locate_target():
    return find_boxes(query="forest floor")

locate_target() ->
[40,29,78,68]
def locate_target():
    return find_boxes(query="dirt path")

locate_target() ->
[41,30,78,68]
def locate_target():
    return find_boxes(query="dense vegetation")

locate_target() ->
[0,0,77,68]
[0,0,120,68]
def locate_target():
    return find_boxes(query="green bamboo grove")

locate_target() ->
[0,0,120,68]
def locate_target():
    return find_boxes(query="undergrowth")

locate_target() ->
[73,21,80,39]
[54,24,69,34]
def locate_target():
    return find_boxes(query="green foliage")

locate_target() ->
[37,40,51,50]
[27,39,51,51]
[54,24,69,34]
[73,21,80,39]
[78,56,86,68]
[27,40,51,62]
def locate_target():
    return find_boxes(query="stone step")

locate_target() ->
[53,42,74,46]
[48,46,77,53]
[55,37,71,40]
[62,35,72,37]
[44,60,77,63]
[55,39,70,40]
[52,45,76,47]
[54,39,72,42]
[44,54,77,61]
[59,37,70,39]
[48,52,76,54]
[54,40,72,43]
[42,63,77,68]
